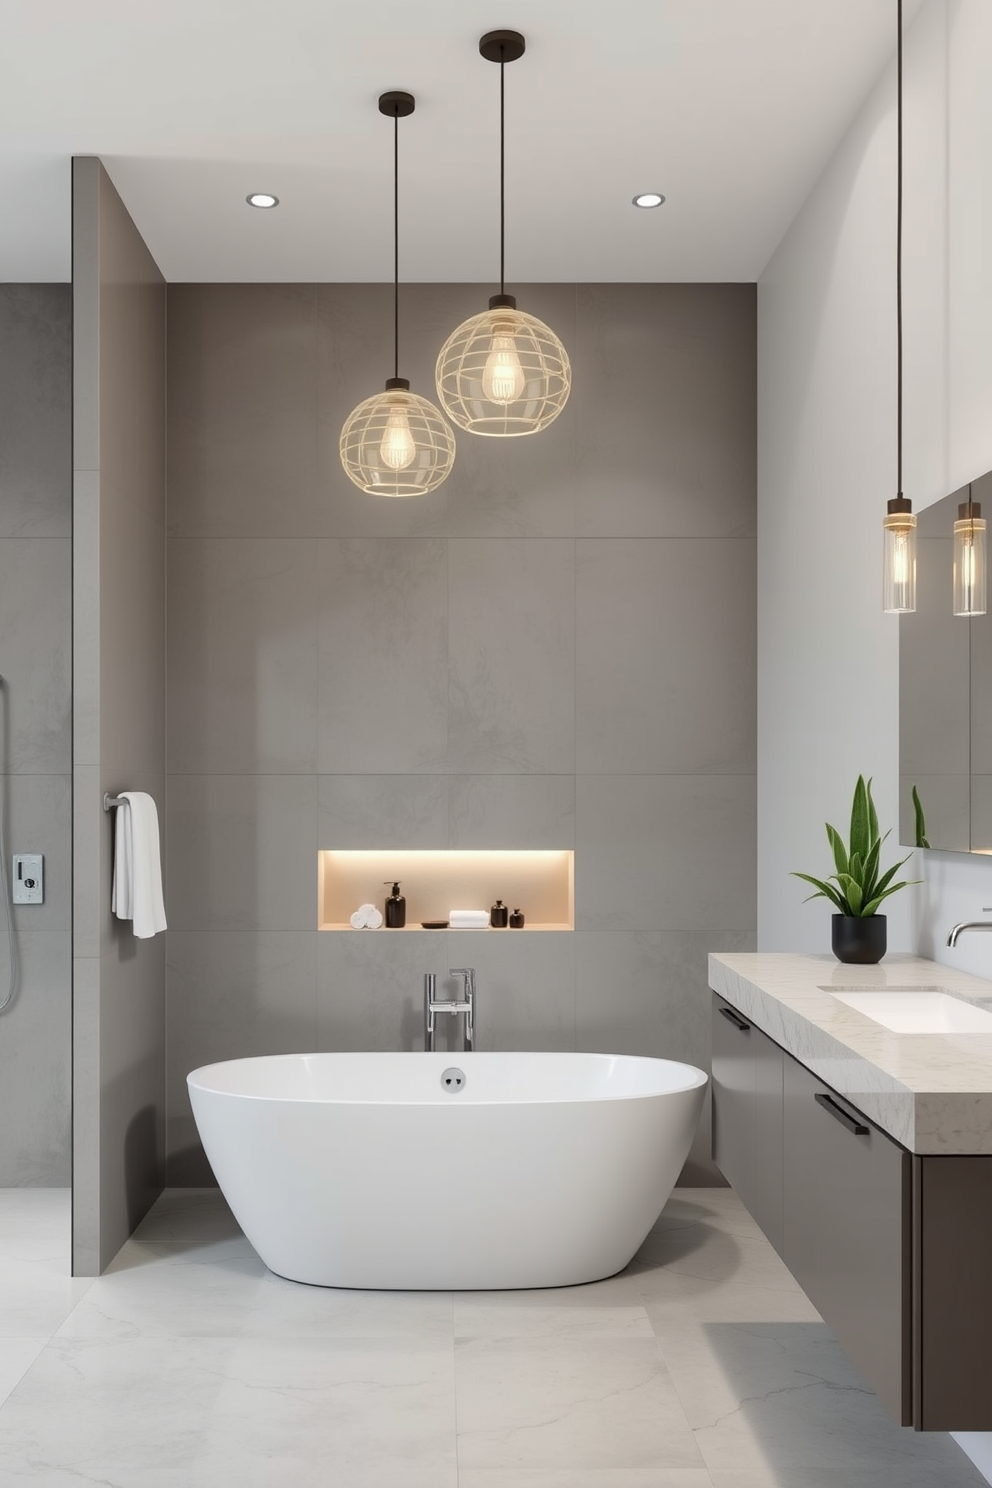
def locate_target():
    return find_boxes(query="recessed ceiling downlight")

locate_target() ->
[246,192,279,209]
[633,192,665,209]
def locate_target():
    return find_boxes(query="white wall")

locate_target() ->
[759,0,992,981]
[758,2,992,1475]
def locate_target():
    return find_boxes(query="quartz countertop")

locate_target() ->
[708,951,992,1155]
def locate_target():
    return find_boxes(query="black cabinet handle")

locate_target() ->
[719,1005,751,1032]
[814,1091,869,1136]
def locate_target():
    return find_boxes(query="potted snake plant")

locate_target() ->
[792,775,919,964]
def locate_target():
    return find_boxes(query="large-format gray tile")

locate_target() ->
[455,1336,703,1471]
[447,775,575,848]
[0,933,70,1186]
[168,539,318,775]
[0,538,71,773]
[576,539,756,774]
[317,930,450,1051]
[318,774,449,849]
[165,932,318,1184]
[98,479,166,783]
[166,775,318,931]
[573,285,756,538]
[575,776,756,931]
[0,285,72,538]
[317,538,448,773]
[3,773,71,932]
[72,469,100,764]
[448,539,575,773]
[168,284,319,537]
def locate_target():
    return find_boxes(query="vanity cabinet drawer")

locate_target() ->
[782,1055,911,1426]
[711,994,784,1254]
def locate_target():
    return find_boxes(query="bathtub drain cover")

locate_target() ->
[441,1067,466,1093]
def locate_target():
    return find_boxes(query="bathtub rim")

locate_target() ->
[187,1049,709,1106]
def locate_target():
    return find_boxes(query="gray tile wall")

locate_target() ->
[165,282,757,1185]
[72,159,167,1271]
[0,283,72,1183]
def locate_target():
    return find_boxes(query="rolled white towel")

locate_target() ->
[350,908,369,929]
[365,906,383,929]
[449,909,489,928]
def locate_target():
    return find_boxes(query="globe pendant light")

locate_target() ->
[883,0,916,612]
[340,93,455,497]
[435,31,571,437]
[953,485,987,617]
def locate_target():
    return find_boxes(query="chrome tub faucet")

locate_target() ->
[424,967,475,1052]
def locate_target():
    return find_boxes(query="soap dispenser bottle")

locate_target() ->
[383,881,406,929]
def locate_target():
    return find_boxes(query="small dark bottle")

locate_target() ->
[509,908,525,929]
[383,881,406,928]
[490,898,509,928]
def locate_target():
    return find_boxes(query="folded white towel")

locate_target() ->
[111,791,167,939]
[449,909,489,928]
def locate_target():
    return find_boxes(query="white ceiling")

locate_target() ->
[0,0,919,284]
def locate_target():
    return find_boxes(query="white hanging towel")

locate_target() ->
[111,791,167,939]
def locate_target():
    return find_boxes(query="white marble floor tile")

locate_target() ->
[459,1473,714,1488]
[0,1187,71,1264]
[190,1336,457,1488]
[0,1337,49,1407]
[61,1249,454,1341]
[455,1335,704,1471]
[455,1290,654,1341]
[0,1263,92,1338]
[656,1317,985,1487]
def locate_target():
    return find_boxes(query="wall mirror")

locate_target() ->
[899,470,992,853]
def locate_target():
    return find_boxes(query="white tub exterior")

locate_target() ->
[187,1051,707,1290]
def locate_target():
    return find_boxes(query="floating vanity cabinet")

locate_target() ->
[710,984,992,1430]
[711,995,784,1254]
[782,1056,911,1425]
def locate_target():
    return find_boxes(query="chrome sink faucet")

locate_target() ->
[424,967,475,1052]
[947,912,992,946]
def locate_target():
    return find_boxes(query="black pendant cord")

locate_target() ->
[896,0,903,500]
[499,44,506,298]
[393,110,399,382]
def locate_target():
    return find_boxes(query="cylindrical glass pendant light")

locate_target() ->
[339,93,455,497]
[953,490,987,616]
[883,0,916,612]
[883,496,917,613]
[435,31,571,437]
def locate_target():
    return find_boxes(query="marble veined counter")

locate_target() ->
[708,951,992,1155]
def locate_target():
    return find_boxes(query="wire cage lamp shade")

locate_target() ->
[436,296,571,437]
[435,29,571,437]
[339,90,455,496]
[340,379,456,497]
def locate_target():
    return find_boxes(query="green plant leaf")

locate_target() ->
[862,878,922,916]
[860,837,882,902]
[850,775,871,863]
[871,853,913,900]
[866,776,880,845]
[826,823,848,877]
[791,872,849,914]
[833,872,863,915]
[912,785,931,849]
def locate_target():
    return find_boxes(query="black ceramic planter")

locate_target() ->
[831,913,886,965]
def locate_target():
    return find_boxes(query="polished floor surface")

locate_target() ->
[0,1186,985,1487]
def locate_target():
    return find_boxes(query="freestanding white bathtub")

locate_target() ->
[187,1051,707,1290]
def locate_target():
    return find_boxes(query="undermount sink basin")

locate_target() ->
[826,987,992,1034]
